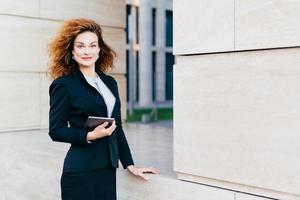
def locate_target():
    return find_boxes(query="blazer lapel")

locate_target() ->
[74,67,120,118]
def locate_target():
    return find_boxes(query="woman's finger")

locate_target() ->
[142,167,160,174]
[107,123,116,133]
[103,121,115,134]
[149,167,160,174]
[138,172,149,181]
[98,121,108,128]
[107,121,116,130]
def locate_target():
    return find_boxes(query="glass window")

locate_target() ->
[126,50,129,102]
[126,5,131,44]
[152,51,156,101]
[136,51,139,102]
[152,8,156,46]
[165,53,174,100]
[165,11,173,47]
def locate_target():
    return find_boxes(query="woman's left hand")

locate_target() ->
[127,165,160,181]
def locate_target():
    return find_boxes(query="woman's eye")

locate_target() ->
[91,45,97,47]
[78,45,84,48]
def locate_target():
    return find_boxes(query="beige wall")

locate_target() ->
[174,1,300,200]
[0,0,127,131]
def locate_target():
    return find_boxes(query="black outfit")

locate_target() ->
[60,166,116,200]
[49,67,134,200]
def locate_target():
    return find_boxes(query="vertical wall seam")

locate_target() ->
[39,72,42,129]
[38,0,40,18]
[233,0,236,50]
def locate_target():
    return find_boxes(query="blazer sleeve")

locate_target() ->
[112,77,135,169]
[48,78,90,146]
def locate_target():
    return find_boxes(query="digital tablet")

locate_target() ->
[84,116,115,130]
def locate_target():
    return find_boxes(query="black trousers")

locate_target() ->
[61,166,117,200]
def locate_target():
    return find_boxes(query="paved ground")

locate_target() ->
[0,121,173,200]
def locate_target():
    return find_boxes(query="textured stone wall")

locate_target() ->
[174,1,300,199]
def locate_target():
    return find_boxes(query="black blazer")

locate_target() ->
[48,67,134,172]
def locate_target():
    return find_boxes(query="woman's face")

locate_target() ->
[72,31,100,69]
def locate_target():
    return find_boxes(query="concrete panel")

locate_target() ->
[173,0,234,55]
[40,0,125,28]
[174,48,300,198]
[236,0,300,50]
[0,15,59,72]
[0,0,39,17]
[40,73,51,129]
[236,193,272,200]
[0,72,40,131]
[118,170,235,200]
[177,172,299,200]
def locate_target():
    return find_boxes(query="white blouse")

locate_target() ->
[82,72,116,118]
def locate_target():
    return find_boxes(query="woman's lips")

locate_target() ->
[82,57,93,60]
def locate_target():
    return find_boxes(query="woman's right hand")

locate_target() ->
[87,120,116,142]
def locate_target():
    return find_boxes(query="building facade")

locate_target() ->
[174,1,300,200]
[125,0,173,108]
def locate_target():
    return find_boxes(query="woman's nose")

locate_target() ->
[84,48,90,54]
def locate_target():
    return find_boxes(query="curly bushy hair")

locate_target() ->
[47,18,116,80]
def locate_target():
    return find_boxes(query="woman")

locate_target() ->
[47,18,159,200]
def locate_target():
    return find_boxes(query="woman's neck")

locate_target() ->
[79,65,97,78]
